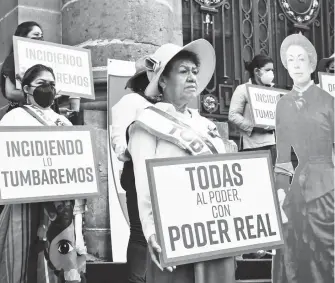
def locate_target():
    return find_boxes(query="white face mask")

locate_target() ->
[259,70,274,85]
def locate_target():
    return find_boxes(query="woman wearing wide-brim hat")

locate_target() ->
[273,33,334,283]
[127,39,237,283]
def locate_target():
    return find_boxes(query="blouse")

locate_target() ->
[128,102,227,241]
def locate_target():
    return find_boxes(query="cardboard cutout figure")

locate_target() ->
[44,201,86,283]
[273,33,334,283]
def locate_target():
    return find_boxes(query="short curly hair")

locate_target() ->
[280,33,317,71]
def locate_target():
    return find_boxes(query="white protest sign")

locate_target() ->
[319,72,335,96]
[13,36,95,99]
[146,151,284,267]
[0,126,100,204]
[246,85,289,129]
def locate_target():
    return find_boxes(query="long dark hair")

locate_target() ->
[0,22,43,98]
[128,72,149,96]
[21,64,55,101]
[10,21,42,53]
[127,72,161,104]
[244,54,273,80]
[15,21,42,37]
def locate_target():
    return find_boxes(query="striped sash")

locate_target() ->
[22,105,67,126]
[133,106,221,156]
[133,105,238,282]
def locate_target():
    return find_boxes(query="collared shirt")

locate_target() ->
[292,80,314,96]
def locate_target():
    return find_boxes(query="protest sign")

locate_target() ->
[319,72,335,96]
[13,36,95,99]
[246,85,289,129]
[146,151,283,267]
[0,126,100,204]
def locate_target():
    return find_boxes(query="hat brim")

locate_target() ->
[318,57,335,72]
[145,39,216,98]
[125,70,146,89]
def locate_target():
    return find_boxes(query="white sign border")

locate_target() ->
[0,125,100,204]
[319,71,335,95]
[13,36,95,100]
[246,84,289,129]
[146,151,284,268]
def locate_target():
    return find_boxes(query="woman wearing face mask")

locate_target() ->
[0,64,87,283]
[229,54,277,260]
[229,54,276,163]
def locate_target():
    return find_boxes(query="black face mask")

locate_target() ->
[31,83,56,108]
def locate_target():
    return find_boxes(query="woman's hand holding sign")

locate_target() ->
[148,234,176,272]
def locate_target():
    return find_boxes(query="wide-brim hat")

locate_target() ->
[280,33,317,71]
[125,55,150,89]
[318,53,335,72]
[144,39,216,97]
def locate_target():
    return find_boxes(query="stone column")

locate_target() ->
[61,0,183,261]
[62,0,182,65]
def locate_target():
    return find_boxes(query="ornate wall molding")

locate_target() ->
[194,0,226,9]
[278,0,321,26]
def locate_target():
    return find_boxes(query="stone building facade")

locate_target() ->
[0,0,183,263]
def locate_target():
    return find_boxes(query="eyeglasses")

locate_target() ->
[145,57,161,72]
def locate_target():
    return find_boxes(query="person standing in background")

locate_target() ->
[318,53,334,74]
[229,54,277,260]
[0,21,48,113]
[316,53,334,89]
[111,55,161,162]
[228,54,277,165]
[0,21,80,120]
[111,55,161,283]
